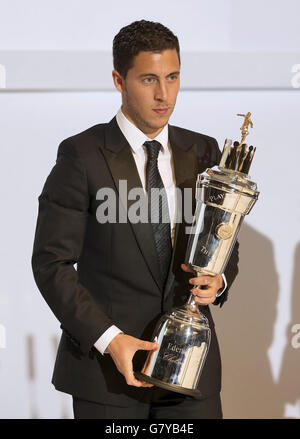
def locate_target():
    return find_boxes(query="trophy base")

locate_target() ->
[134,371,202,398]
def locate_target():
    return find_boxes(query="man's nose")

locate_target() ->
[154,81,168,101]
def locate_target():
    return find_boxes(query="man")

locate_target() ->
[31,20,239,419]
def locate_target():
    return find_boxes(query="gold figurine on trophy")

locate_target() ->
[237,112,253,146]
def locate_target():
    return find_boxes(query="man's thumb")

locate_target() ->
[139,340,159,351]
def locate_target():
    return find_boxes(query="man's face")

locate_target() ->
[113,49,180,138]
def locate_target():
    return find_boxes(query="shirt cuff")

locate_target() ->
[94,325,123,355]
[216,274,227,297]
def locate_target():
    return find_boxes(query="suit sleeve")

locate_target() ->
[31,139,114,355]
[206,137,239,308]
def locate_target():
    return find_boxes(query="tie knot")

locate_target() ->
[144,140,162,162]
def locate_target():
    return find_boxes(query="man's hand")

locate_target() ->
[106,333,159,387]
[181,263,224,305]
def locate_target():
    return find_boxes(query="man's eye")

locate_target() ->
[168,75,178,81]
[143,77,154,83]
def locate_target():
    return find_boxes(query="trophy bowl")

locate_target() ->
[135,297,210,397]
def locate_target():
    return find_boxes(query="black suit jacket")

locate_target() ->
[31,116,239,406]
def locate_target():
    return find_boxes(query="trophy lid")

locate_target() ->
[219,139,256,175]
[202,166,258,193]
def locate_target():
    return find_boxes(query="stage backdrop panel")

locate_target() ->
[0,0,299,418]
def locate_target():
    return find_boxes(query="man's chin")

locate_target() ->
[149,116,170,129]
[133,114,170,135]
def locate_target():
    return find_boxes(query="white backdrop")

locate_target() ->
[0,0,299,419]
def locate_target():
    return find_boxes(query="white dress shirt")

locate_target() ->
[94,108,227,355]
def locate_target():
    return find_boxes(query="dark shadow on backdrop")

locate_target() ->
[211,223,285,418]
[277,242,300,417]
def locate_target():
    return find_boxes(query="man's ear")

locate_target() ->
[112,70,125,93]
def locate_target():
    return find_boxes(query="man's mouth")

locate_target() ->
[153,108,169,115]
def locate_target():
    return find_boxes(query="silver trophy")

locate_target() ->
[135,112,260,396]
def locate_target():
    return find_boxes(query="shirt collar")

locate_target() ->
[116,107,169,155]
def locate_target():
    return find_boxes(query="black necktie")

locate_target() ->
[144,140,172,287]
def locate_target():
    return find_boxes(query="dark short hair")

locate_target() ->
[113,20,180,78]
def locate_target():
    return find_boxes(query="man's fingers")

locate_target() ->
[189,274,223,293]
[109,335,157,388]
[117,356,154,388]
[124,368,154,388]
[124,369,143,387]
[192,287,216,298]
[181,263,195,274]
[189,275,215,286]
[191,287,217,304]
[126,374,153,387]
[194,296,216,305]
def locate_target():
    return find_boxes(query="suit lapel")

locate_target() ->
[100,117,163,291]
